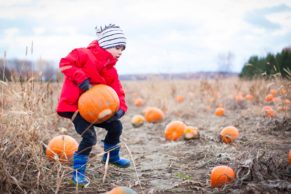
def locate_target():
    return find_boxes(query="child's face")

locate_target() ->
[106,46,125,60]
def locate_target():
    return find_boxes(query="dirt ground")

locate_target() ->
[55,79,291,194]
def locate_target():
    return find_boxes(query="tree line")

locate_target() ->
[0,59,61,82]
[239,47,291,79]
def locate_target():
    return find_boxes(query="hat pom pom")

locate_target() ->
[95,26,103,38]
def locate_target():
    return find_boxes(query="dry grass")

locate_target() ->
[0,81,65,193]
[0,77,290,193]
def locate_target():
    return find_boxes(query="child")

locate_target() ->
[56,24,130,187]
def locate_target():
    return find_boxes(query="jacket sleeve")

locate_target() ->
[110,68,128,112]
[59,49,88,85]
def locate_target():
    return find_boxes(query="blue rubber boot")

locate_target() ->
[102,143,130,168]
[71,153,90,187]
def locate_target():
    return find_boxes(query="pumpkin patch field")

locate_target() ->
[0,77,290,193]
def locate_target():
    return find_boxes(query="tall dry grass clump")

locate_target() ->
[0,80,72,193]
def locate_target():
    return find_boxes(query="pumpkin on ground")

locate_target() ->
[210,165,236,188]
[219,126,239,144]
[134,98,144,107]
[265,94,273,102]
[263,106,276,117]
[270,89,277,96]
[245,94,254,101]
[235,94,244,102]
[288,150,291,165]
[107,186,137,194]
[175,95,185,103]
[46,135,78,163]
[143,107,164,123]
[184,126,200,140]
[215,107,224,116]
[78,84,120,124]
[165,121,186,141]
[131,114,145,128]
[283,99,290,105]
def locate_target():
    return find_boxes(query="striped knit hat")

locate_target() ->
[95,24,126,49]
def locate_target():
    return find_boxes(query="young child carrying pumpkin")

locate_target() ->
[56,24,130,187]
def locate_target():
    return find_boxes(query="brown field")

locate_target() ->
[0,77,291,194]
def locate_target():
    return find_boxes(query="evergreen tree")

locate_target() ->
[240,47,291,79]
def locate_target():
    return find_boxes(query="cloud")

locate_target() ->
[0,0,291,74]
[0,18,37,36]
[244,4,291,30]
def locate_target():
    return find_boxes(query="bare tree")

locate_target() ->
[0,59,11,81]
[217,52,235,74]
[36,58,57,81]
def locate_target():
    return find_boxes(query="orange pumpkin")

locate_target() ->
[164,121,186,141]
[235,94,244,102]
[265,94,273,102]
[245,94,254,101]
[283,99,290,105]
[46,135,78,163]
[270,89,277,96]
[210,165,235,188]
[134,98,144,107]
[288,150,291,165]
[184,126,200,140]
[143,107,164,123]
[78,84,120,123]
[107,186,137,194]
[263,106,276,117]
[215,107,224,116]
[175,95,185,103]
[219,126,239,144]
[131,114,145,128]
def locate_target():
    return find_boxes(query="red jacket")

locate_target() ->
[56,40,128,114]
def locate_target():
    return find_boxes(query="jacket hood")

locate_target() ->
[87,40,117,67]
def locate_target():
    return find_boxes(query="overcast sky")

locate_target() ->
[0,0,291,74]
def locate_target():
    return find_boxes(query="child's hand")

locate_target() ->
[79,79,92,91]
[115,109,125,118]
[105,109,125,123]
